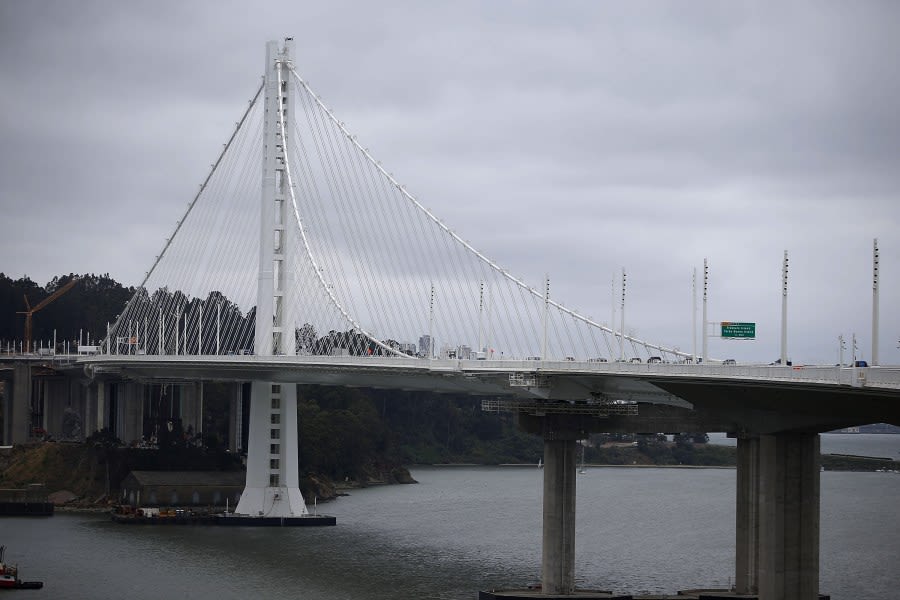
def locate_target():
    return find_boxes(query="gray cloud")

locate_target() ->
[1,0,898,364]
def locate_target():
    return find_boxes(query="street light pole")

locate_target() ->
[872,238,879,366]
[702,259,708,363]
[620,268,626,362]
[780,250,789,365]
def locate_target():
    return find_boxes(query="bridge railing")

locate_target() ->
[467,359,900,389]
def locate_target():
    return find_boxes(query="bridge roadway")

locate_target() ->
[14,353,900,599]
[78,354,900,432]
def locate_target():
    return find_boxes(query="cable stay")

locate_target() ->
[103,62,691,363]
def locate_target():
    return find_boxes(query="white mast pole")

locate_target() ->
[620,268,626,362]
[702,259,708,363]
[781,250,788,365]
[872,238,879,366]
[429,283,435,358]
[478,281,484,354]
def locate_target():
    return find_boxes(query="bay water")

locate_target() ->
[3,437,898,599]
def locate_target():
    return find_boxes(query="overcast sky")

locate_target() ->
[1,1,898,364]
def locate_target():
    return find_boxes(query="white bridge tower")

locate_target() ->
[234,39,308,518]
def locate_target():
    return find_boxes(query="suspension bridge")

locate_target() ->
[6,39,900,599]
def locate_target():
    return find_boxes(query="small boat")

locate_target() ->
[0,546,44,590]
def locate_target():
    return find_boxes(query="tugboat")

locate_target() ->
[0,546,43,590]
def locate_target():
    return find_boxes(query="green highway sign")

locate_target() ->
[721,321,756,339]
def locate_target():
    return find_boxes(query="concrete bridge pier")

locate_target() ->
[4,364,32,444]
[542,432,578,594]
[735,432,820,600]
[117,382,144,443]
[94,380,107,433]
[735,434,760,595]
[0,373,8,444]
[234,381,308,518]
[84,379,103,437]
[228,382,247,453]
[517,413,595,595]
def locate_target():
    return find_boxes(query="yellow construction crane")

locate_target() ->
[17,277,80,353]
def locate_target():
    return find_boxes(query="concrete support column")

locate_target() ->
[229,382,245,453]
[758,432,820,600]
[113,383,125,437]
[542,435,577,595]
[735,435,760,595]
[121,382,144,444]
[96,381,106,433]
[42,378,66,438]
[66,379,87,440]
[0,376,10,445]
[235,381,307,518]
[37,379,48,433]
[11,364,31,443]
[180,383,200,435]
[84,381,98,437]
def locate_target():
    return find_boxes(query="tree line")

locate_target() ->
[0,273,133,346]
[0,273,409,356]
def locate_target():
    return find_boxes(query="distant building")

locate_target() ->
[418,335,433,358]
